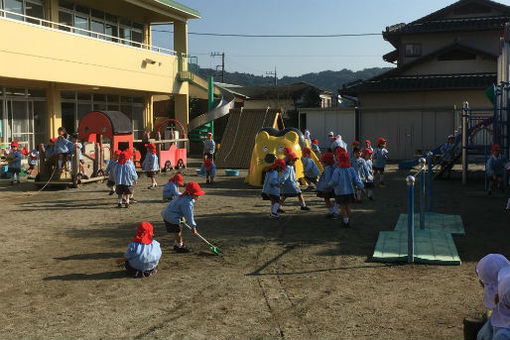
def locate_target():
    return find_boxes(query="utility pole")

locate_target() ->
[266,66,279,107]
[210,52,225,83]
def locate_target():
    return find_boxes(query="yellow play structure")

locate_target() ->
[245,128,323,187]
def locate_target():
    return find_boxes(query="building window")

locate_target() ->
[57,0,145,45]
[404,43,422,57]
[1,0,44,23]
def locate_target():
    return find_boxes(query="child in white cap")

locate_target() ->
[476,254,510,340]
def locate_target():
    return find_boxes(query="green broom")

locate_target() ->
[180,221,222,255]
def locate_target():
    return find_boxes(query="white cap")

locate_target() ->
[328,131,334,137]
[447,134,454,139]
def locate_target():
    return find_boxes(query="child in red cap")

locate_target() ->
[364,140,373,154]
[203,132,216,159]
[6,141,22,184]
[142,143,159,189]
[262,159,286,219]
[105,151,119,195]
[161,182,205,253]
[373,137,389,187]
[200,155,216,184]
[311,139,321,156]
[114,150,138,208]
[280,152,310,211]
[119,222,161,278]
[163,173,184,201]
[301,147,320,191]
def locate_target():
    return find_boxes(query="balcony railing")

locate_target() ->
[0,8,176,56]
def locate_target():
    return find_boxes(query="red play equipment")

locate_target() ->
[154,119,188,170]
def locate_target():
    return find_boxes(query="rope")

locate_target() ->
[222,109,244,162]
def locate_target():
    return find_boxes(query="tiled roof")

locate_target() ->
[384,16,509,35]
[339,73,496,95]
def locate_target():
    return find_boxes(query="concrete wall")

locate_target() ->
[299,108,356,149]
[357,89,493,159]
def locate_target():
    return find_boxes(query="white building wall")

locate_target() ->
[299,108,356,149]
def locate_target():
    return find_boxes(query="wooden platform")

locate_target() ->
[393,212,465,235]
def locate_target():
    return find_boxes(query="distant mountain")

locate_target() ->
[194,66,393,92]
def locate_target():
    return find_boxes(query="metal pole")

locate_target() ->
[406,175,415,263]
[427,151,433,211]
[208,76,214,136]
[419,158,426,230]
[462,101,469,185]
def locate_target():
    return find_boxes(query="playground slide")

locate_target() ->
[398,117,494,170]
[188,86,236,131]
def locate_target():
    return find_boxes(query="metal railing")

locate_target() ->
[405,157,431,263]
[0,8,176,56]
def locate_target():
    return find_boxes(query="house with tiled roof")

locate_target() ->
[340,0,507,159]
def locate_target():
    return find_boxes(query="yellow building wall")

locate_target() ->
[0,18,180,94]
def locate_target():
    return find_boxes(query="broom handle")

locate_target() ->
[181,222,214,247]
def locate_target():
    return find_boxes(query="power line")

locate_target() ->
[151,29,382,38]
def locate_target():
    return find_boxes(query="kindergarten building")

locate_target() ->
[340,0,507,159]
[0,0,199,151]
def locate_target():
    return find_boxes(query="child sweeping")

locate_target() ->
[316,152,337,218]
[476,254,510,340]
[373,137,389,187]
[262,159,286,219]
[114,150,138,208]
[301,147,320,191]
[329,148,364,228]
[120,222,161,278]
[280,152,310,211]
[161,182,205,253]
[142,143,159,189]
[163,173,184,201]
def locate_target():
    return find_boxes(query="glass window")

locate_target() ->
[91,19,104,38]
[61,91,76,100]
[77,93,91,101]
[5,0,23,20]
[107,95,119,104]
[78,103,91,120]
[90,9,103,20]
[27,88,46,97]
[105,24,118,41]
[119,27,131,44]
[75,4,89,15]
[131,30,143,46]
[59,10,73,31]
[105,13,117,23]
[93,94,105,102]
[133,22,144,31]
[25,1,44,24]
[404,43,422,57]
[74,15,89,36]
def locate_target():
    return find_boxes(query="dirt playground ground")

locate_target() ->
[0,161,508,339]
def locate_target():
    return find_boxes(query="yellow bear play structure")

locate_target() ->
[245,128,323,187]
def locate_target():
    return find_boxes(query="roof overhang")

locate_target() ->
[124,0,200,21]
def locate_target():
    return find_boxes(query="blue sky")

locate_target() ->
[152,0,506,77]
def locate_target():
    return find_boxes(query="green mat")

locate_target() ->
[372,230,461,265]
[394,212,465,235]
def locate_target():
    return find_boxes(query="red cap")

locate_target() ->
[377,137,386,145]
[320,152,335,166]
[287,152,299,161]
[352,140,361,146]
[206,132,212,137]
[50,138,56,143]
[117,150,130,164]
[10,141,19,148]
[145,143,157,154]
[270,159,287,171]
[492,144,501,152]
[335,148,350,168]
[169,173,184,186]
[312,139,319,145]
[181,182,205,197]
[283,146,292,154]
[132,222,154,245]
[362,148,373,155]
[21,147,29,156]
[302,147,312,156]
[365,139,371,145]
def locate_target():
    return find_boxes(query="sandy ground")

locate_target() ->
[0,160,508,339]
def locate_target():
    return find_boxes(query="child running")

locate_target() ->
[329,148,364,228]
[262,159,286,219]
[361,148,375,200]
[373,137,389,187]
[280,152,310,211]
[301,147,320,191]
[161,182,205,253]
[121,222,161,278]
[476,254,510,340]
[316,152,337,218]
[114,150,138,208]
[486,144,507,195]
[142,143,159,189]
[6,141,22,185]
[163,173,184,201]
